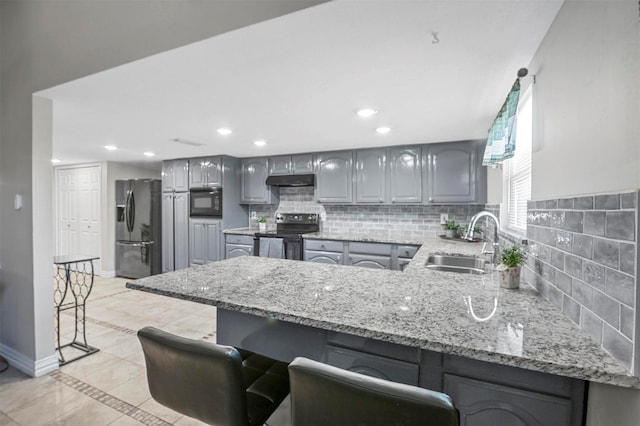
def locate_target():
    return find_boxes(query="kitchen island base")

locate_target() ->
[218,308,587,426]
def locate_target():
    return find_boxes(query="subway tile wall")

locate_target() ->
[524,191,638,371]
[249,187,484,239]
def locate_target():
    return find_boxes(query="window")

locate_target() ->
[502,87,532,233]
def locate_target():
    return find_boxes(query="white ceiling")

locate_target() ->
[38,0,563,168]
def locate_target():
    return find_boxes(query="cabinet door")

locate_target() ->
[444,374,572,426]
[326,346,419,386]
[226,244,253,258]
[349,254,391,269]
[173,159,190,192]
[291,154,314,174]
[241,158,273,204]
[389,147,422,203]
[206,222,220,262]
[315,151,353,203]
[304,250,342,264]
[190,156,222,188]
[162,161,175,192]
[427,143,476,203]
[161,193,174,272]
[190,220,207,266]
[355,149,386,203]
[269,156,291,175]
[173,192,190,270]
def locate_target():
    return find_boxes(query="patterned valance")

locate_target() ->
[482,79,521,166]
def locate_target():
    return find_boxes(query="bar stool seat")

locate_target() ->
[288,357,459,426]
[137,326,289,426]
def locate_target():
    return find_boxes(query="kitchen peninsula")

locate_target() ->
[127,238,639,425]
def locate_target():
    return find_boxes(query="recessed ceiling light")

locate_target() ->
[356,108,378,118]
[143,152,155,157]
[254,140,267,147]
[376,126,391,134]
[104,145,118,151]
[217,128,232,136]
[51,159,61,164]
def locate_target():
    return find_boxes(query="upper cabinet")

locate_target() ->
[425,141,485,203]
[189,156,221,188]
[162,159,189,192]
[355,149,386,203]
[269,154,314,175]
[315,151,353,203]
[240,157,278,204]
[389,147,422,203]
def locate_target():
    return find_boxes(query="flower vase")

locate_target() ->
[499,266,521,289]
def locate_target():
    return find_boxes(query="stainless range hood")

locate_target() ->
[265,174,315,187]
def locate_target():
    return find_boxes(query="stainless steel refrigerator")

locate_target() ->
[116,179,162,278]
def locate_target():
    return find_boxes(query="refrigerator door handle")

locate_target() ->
[125,190,131,233]
[129,190,136,233]
[117,241,154,247]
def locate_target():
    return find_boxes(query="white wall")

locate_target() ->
[0,0,327,374]
[101,162,161,276]
[528,0,640,199]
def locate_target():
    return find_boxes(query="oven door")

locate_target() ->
[254,235,302,260]
[189,188,222,217]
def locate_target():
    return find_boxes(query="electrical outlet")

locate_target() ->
[440,213,448,224]
[251,211,257,219]
[320,211,326,221]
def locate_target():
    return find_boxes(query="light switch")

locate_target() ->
[14,194,22,210]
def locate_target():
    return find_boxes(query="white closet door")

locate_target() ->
[55,165,102,275]
[77,166,101,274]
[56,168,79,257]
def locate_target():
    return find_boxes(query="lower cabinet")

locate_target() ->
[303,238,419,271]
[189,219,221,266]
[225,234,254,258]
[444,374,572,426]
[326,346,419,386]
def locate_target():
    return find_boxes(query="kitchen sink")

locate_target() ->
[425,254,487,274]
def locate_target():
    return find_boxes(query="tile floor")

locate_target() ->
[0,276,291,425]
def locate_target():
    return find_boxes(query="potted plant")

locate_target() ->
[498,245,526,289]
[258,217,267,232]
[444,220,459,238]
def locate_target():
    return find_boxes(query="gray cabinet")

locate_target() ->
[189,156,221,188]
[162,159,189,192]
[315,151,353,203]
[444,374,572,426]
[190,219,221,265]
[389,147,422,203]
[269,154,314,175]
[162,191,189,272]
[355,149,386,203]
[326,346,419,386]
[348,242,392,269]
[241,158,278,204]
[426,142,482,203]
[304,239,418,271]
[225,234,254,258]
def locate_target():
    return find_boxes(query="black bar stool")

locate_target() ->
[137,326,290,426]
[288,357,459,426]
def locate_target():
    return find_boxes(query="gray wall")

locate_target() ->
[487,1,640,424]
[0,0,327,375]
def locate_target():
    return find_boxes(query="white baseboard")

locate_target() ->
[0,344,59,377]
[100,270,115,278]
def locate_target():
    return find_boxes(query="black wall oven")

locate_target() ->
[189,188,222,218]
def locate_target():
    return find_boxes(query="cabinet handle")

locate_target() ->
[429,197,434,202]
[391,197,395,202]
[321,245,325,249]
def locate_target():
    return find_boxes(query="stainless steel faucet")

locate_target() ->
[464,211,500,265]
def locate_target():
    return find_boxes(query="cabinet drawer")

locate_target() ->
[304,250,342,264]
[225,234,254,245]
[397,245,420,258]
[305,239,344,253]
[349,242,392,256]
[225,244,253,258]
[326,346,419,386]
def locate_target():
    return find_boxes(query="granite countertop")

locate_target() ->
[128,237,639,389]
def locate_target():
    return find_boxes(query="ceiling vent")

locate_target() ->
[169,137,203,147]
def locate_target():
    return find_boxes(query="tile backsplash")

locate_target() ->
[249,187,484,239]
[524,191,638,372]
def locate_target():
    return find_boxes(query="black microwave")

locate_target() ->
[189,188,222,218]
